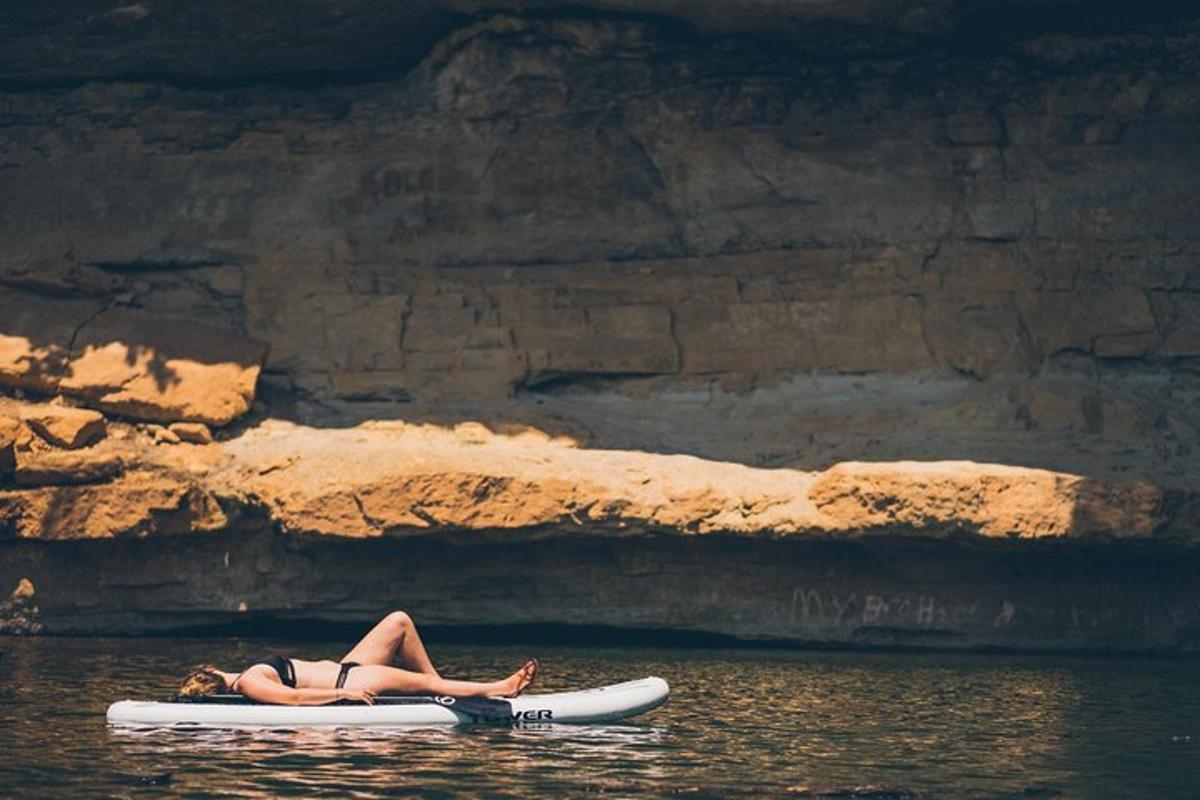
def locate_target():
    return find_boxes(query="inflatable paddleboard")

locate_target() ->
[107,676,669,729]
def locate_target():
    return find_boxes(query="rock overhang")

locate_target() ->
[1,411,1188,543]
[0,0,1195,87]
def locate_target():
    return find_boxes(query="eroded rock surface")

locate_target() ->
[0,293,267,426]
[169,422,213,445]
[0,408,1188,542]
[7,515,1200,650]
[0,416,18,476]
[19,404,106,450]
[809,462,1168,539]
[0,1,1138,86]
[0,3,1197,648]
[60,308,268,426]
[1,8,1197,481]
[0,394,1195,646]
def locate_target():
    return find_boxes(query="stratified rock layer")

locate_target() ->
[2,8,1197,483]
[0,3,1197,649]
[8,525,1200,651]
[0,410,1188,543]
[19,404,106,450]
[0,294,267,426]
[0,408,1195,649]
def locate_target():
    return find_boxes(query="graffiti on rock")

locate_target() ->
[790,587,949,629]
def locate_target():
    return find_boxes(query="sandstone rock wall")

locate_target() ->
[3,408,1182,543]
[8,530,1200,652]
[1,9,1197,481]
[0,288,266,426]
[0,2,1197,648]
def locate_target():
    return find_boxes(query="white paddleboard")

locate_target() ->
[107,676,669,729]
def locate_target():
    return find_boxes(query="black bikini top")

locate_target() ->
[250,654,296,688]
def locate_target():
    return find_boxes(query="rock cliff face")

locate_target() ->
[1,1,1198,649]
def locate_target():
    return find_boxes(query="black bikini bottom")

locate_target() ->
[336,661,360,689]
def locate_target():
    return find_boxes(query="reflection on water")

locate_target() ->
[2,637,1199,798]
[108,724,671,799]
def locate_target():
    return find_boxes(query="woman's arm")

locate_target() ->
[236,672,375,706]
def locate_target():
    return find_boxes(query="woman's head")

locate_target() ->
[177,664,228,699]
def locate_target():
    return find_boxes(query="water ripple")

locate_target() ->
[2,639,1199,798]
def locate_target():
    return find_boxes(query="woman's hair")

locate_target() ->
[177,664,228,699]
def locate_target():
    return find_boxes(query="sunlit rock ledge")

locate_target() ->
[0,410,1181,543]
[3,403,1198,648]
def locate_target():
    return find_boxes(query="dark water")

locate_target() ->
[2,637,1199,799]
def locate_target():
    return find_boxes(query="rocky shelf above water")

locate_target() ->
[0,400,1189,544]
[2,2,1199,650]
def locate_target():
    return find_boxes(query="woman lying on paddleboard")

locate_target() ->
[177,611,538,705]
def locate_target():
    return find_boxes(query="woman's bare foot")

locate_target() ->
[504,659,539,698]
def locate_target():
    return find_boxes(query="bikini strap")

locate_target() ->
[336,661,360,690]
[281,656,296,688]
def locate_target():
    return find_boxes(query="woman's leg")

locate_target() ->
[345,661,538,698]
[340,611,439,675]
